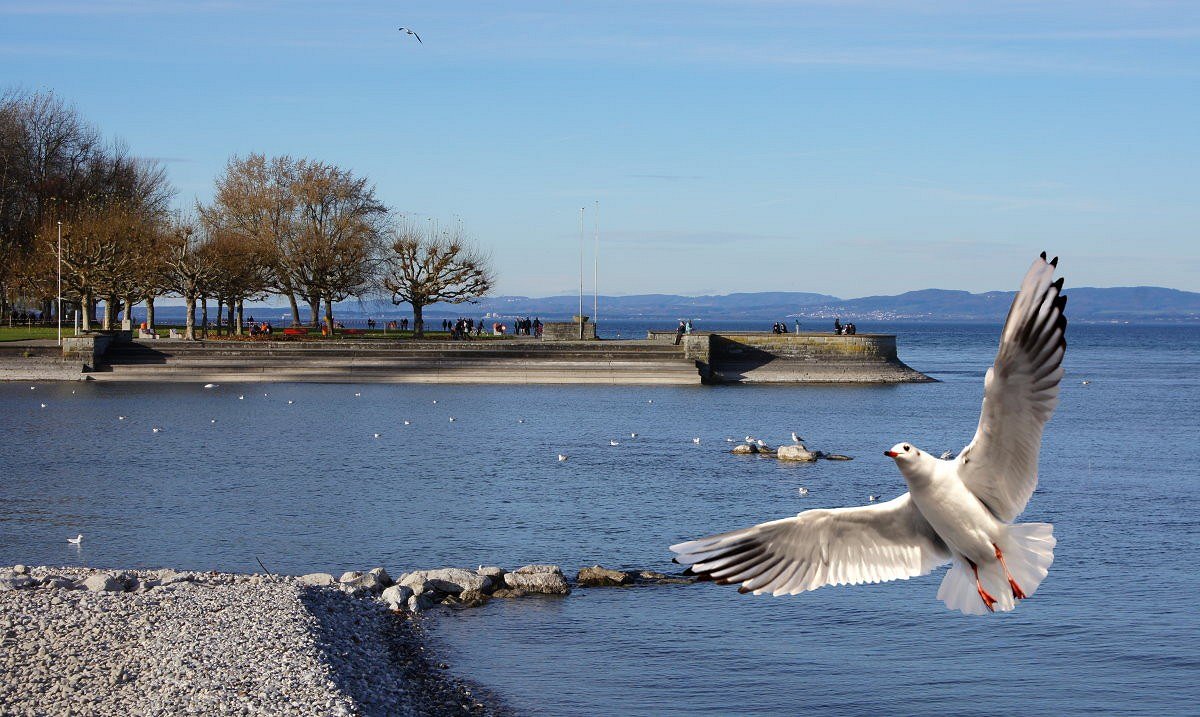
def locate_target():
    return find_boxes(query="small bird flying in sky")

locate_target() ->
[398,27,422,43]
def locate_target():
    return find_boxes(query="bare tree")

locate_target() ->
[290,159,387,332]
[379,223,494,338]
[162,216,215,340]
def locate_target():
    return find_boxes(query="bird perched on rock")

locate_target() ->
[672,253,1066,615]
[791,432,806,443]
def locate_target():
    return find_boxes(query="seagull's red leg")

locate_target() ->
[967,558,997,612]
[994,543,1027,600]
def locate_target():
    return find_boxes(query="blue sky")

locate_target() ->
[2,1,1198,297]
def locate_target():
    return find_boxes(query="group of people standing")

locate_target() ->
[833,318,857,335]
[444,318,484,339]
[770,321,801,334]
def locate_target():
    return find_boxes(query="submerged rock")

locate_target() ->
[823,454,854,461]
[576,565,633,587]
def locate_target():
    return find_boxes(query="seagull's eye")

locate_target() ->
[903,444,911,451]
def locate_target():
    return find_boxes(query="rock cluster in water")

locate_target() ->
[732,442,854,462]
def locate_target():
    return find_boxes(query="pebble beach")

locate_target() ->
[0,565,511,716]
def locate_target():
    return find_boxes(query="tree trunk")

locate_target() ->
[412,303,425,338]
[80,292,93,332]
[307,296,320,329]
[226,303,235,336]
[216,299,224,336]
[102,294,116,330]
[145,296,156,331]
[324,296,335,335]
[201,296,208,339]
[123,295,135,330]
[184,296,196,340]
[287,292,301,327]
[235,301,244,336]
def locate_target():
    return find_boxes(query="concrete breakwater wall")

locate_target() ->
[4,330,931,384]
[678,332,932,384]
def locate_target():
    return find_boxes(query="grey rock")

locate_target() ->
[823,454,854,461]
[476,566,506,580]
[777,444,818,462]
[297,573,336,587]
[0,575,37,590]
[338,571,362,584]
[514,564,563,576]
[636,570,697,585]
[732,443,757,454]
[576,565,633,587]
[503,571,571,595]
[81,574,122,592]
[367,567,392,587]
[13,564,28,574]
[407,591,437,612]
[451,589,489,608]
[39,575,76,590]
[157,570,193,586]
[398,568,490,595]
[339,571,387,595]
[380,584,413,610]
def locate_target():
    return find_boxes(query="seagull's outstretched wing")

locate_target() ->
[958,252,1067,522]
[670,494,950,596]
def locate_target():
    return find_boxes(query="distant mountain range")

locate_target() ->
[344,285,1200,323]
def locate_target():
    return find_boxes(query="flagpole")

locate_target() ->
[593,200,599,330]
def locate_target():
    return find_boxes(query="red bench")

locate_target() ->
[283,327,308,336]
[341,328,365,336]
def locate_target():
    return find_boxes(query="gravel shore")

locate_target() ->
[0,567,508,717]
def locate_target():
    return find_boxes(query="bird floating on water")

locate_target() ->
[693,437,701,444]
[1081,380,1091,385]
[725,437,734,443]
[151,427,161,433]
[203,383,218,389]
[287,400,294,405]
[610,440,620,446]
[558,454,568,462]
[398,26,422,43]
[798,487,809,497]
[403,420,411,425]
[210,419,216,424]
[354,392,362,397]
[630,432,638,438]
[432,400,437,404]
[68,534,82,545]
[117,416,126,421]
[40,403,46,408]
[672,253,1066,615]
[940,450,955,460]
[449,417,456,422]
[868,494,881,502]
[238,395,244,400]
[373,433,381,438]
[518,419,525,424]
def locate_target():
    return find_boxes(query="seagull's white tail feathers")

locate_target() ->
[937,522,1055,616]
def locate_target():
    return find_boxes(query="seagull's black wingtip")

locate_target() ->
[1051,256,1059,267]
[1040,250,1047,260]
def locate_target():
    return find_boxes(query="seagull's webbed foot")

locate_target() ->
[968,559,997,613]
[993,543,1027,600]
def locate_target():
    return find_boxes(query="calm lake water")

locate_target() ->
[2,323,1197,716]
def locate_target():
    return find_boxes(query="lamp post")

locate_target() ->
[578,207,585,340]
[57,221,62,345]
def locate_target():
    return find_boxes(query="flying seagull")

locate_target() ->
[398,27,422,43]
[671,253,1066,615]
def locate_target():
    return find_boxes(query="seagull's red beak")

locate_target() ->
[884,450,899,458]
